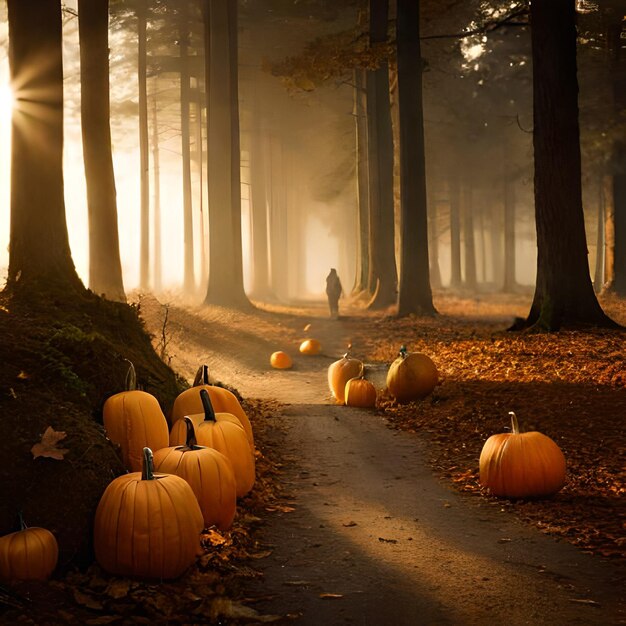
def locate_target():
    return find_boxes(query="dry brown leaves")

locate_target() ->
[4,397,289,624]
[354,294,626,563]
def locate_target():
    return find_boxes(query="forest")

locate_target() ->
[0,0,624,624]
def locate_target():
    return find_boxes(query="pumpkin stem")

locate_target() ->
[193,364,210,387]
[358,362,365,378]
[509,411,520,435]
[141,447,155,480]
[183,416,199,449]
[124,360,137,391]
[200,389,217,422]
[399,345,407,359]
[17,510,27,531]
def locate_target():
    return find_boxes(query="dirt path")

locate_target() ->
[139,296,624,625]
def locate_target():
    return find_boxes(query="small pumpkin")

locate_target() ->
[344,369,377,408]
[479,412,566,498]
[171,365,253,446]
[154,418,237,530]
[299,339,321,355]
[190,390,255,498]
[0,513,58,581]
[103,361,169,471]
[386,346,438,403]
[94,447,204,579]
[270,351,292,369]
[328,351,363,404]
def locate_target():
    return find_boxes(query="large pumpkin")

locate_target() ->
[103,361,169,471]
[479,412,566,498]
[299,339,321,355]
[94,447,204,579]
[154,418,237,530]
[171,365,253,446]
[188,390,255,498]
[328,352,363,404]
[0,513,58,581]
[344,374,377,408]
[386,346,438,403]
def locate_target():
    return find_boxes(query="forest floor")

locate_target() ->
[1,289,624,624]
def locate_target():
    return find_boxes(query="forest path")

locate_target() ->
[138,294,624,626]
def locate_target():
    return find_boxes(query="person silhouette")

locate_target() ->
[325,268,343,319]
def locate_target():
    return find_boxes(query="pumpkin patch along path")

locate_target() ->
[136,292,624,625]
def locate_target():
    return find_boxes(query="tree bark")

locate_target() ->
[449,175,462,289]
[518,0,616,330]
[78,0,125,302]
[502,174,517,292]
[203,0,250,308]
[594,175,605,292]
[366,0,398,309]
[137,0,150,290]
[6,0,82,293]
[462,182,477,290]
[151,81,162,293]
[396,0,435,316]
[428,193,442,290]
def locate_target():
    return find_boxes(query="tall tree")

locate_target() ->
[366,0,398,309]
[179,1,195,295]
[396,0,436,316]
[137,0,150,290]
[203,0,250,308]
[78,0,126,302]
[6,0,82,293]
[517,0,616,330]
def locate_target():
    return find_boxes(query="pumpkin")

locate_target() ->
[154,418,237,530]
[270,351,292,369]
[189,390,255,497]
[94,447,204,579]
[344,372,377,408]
[0,513,58,581]
[103,361,169,471]
[479,412,566,498]
[299,339,321,355]
[169,389,247,448]
[328,352,363,404]
[171,365,253,446]
[386,346,438,403]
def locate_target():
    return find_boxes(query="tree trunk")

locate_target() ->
[78,0,125,302]
[449,175,462,289]
[6,0,82,293]
[603,173,615,288]
[180,3,195,295]
[518,0,616,330]
[366,0,398,309]
[396,0,435,316]
[462,183,477,290]
[502,173,517,292]
[594,175,605,292]
[151,81,162,293]
[137,0,150,290]
[195,87,208,291]
[352,68,370,296]
[203,0,250,308]
[604,9,626,295]
[428,193,442,290]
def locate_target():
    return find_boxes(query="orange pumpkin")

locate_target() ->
[299,339,321,355]
[190,390,255,498]
[154,418,237,530]
[0,513,58,581]
[94,447,204,579]
[479,412,566,498]
[270,351,292,369]
[328,352,363,404]
[103,361,169,471]
[171,365,253,446]
[386,346,438,403]
[344,375,377,408]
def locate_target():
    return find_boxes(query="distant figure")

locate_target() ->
[325,268,343,319]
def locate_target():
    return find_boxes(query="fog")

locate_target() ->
[0,1,611,301]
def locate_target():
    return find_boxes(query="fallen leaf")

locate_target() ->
[319,593,343,599]
[342,521,357,527]
[105,579,130,599]
[73,589,104,610]
[17,371,29,380]
[568,599,600,607]
[31,426,69,460]
[210,597,281,622]
[249,550,273,559]
[378,537,398,544]
[203,529,226,546]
